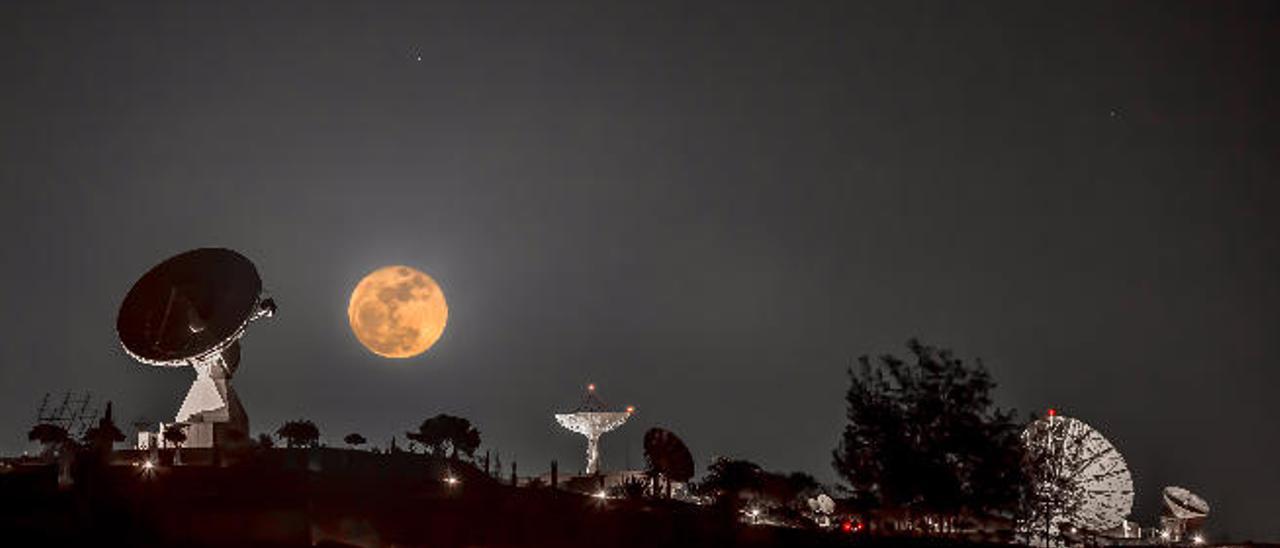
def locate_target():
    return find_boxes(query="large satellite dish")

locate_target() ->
[554,384,633,475]
[643,427,695,489]
[1021,411,1134,542]
[117,248,275,448]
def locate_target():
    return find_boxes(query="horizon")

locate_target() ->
[2,0,1276,541]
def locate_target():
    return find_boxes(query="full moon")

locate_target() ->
[348,265,448,359]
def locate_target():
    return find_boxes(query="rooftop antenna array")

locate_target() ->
[34,391,96,439]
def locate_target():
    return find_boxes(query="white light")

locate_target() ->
[1193,535,1205,545]
[1160,531,1171,540]
[444,476,460,486]
[593,490,607,499]
[142,460,155,470]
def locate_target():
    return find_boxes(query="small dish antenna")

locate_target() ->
[1160,486,1210,540]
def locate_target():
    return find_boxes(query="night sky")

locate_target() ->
[2,1,1277,539]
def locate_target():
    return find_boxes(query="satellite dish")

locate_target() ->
[643,427,695,485]
[807,493,835,515]
[554,384,633,475]
[117,248,274,448]
[1162,486,1209,519]
[1021,413,1134,539]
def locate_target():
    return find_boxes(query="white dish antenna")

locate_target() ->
[808,493,835,515]
[1021,411,1134,540]
[1163,486,1210,519]
[554,384,634,475]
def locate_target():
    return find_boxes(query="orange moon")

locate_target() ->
[348,266,448,359]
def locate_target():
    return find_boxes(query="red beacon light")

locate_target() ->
[1047,408,1057,418]
[841,520,853,533]
[626,405,635,414]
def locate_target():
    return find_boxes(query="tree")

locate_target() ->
[81,402,126,455]
[757,471,820,509]
[163,424,188,448]
[256,433,275,448]
[406,414,481,460]
[28,423,69,456]
[276,420,320,448]
[701,457,763,506]
[643,427,695,498]
[832,339,1026,528]
[344,433,367,448]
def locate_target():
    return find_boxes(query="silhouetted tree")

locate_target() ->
[832,339,1026,528]
[701,457,763,507]
[276,420,320,448]
[81,402,126,455]
[644,427,695,498]
[757,470,821,510]
[344,433,367,448]
[407,414,481,460]
[256,433,275,448]
[28,423,69,457]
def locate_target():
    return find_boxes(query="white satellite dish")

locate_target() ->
[1021,411,1134,539]
[810,493,835,514]
[1162,486,1210,519]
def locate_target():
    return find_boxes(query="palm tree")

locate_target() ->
[82,402,126,456]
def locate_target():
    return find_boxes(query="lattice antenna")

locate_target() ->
[67,393,95,438]
[35,391,94,433]
[34,393,51,423]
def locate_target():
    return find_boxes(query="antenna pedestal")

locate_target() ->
[171,353,248,448]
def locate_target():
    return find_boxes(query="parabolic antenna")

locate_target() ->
[643,427,695,489]
[1021,412,1134,541]
[117,248,275,448]
[808,493,835,515]
[1163,486,1209,519]
[555,384,633,475]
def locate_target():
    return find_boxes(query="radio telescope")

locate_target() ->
[555,384,633,475]
[1020,410,1134,545]
[1161,486,1210,540]
[117,248,275,449]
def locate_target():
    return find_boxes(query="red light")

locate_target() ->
[1047,408,1057,417]
[626,405,635,413]
[587,383,596,391]
[841,520,853,533]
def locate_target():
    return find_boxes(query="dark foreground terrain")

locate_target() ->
[0,448,880,548]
